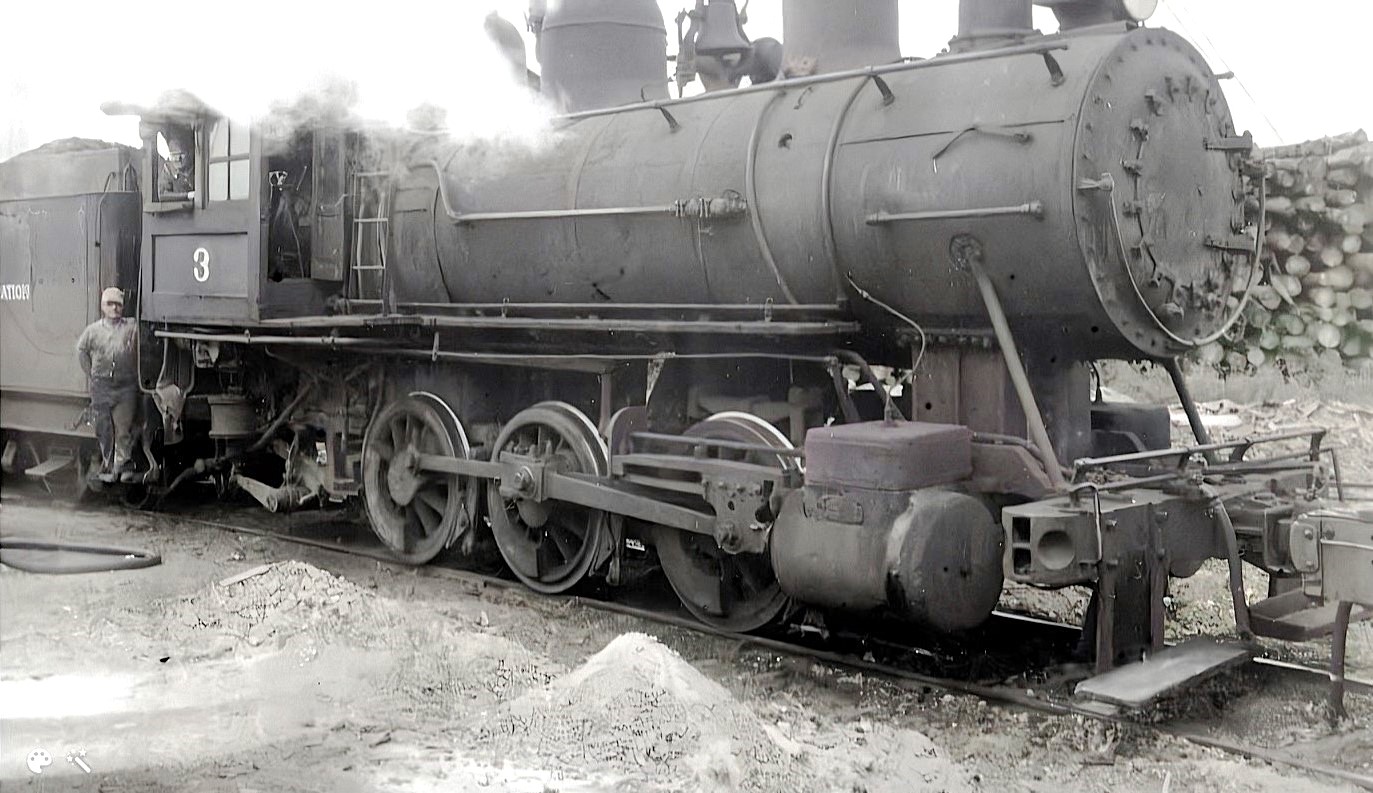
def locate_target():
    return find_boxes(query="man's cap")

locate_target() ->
[101,287,125,305]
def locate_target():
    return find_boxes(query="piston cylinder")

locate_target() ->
[771,488,1005,631]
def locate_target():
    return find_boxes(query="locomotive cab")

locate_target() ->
[111,93,340,325]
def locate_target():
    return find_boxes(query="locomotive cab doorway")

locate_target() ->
[120,94,336,324]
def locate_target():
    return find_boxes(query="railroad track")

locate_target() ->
[158,506,1373,790]
[4,487,1371,789]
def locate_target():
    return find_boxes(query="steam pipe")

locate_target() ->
[337,300,843,314]
[746,91,799,304]
[866,202,1045,224]
[1164,357,1217,463]
[1332,600,1353,721]
[420,161,748,226]
[820,79,868,298]
[834,350,904,423]
[964,251,1067,491]
[1201,485,1253,640]
[451,206,680,223]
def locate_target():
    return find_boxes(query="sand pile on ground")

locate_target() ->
[472,632,971,792]
[476,632,801,791]
[382,624,559,719]
[157,560,403,650]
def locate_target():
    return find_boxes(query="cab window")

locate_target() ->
[149,122,196,204]
[207,119,251,201]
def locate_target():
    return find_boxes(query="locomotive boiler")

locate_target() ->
[414,7,1251,363]
[4,0,1369,698]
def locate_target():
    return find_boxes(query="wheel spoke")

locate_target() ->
[546,522,580,562]
[417,487,448,515]
[718,570,738,617]
[550,510,588,540]
[413,491,443,531]
[389,417,405,452]
[536,534,561,578]
[408,502,435,537]
[733,556,768,597]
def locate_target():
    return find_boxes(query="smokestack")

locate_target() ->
[533,0,669,113]
[782,0,901,75]
[952,0,1033,51]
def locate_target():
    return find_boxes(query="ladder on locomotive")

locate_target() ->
[350,170,391,310]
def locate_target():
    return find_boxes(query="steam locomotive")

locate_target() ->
[3,0,1369,696]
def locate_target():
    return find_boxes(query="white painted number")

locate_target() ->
[192,247,211,283]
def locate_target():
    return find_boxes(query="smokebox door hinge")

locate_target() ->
[1204,133,1253,152]
[1204,234,1255,254]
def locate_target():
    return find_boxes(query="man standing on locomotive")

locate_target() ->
[77,287,139,483]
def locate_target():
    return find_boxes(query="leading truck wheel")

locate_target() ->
[486,402,610,594]
[654,412,796,633]
[362,393,475,564]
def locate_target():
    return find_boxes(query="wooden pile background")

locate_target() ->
[1199,130,1373,374]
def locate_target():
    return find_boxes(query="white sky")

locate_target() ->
[1,0,1369,160]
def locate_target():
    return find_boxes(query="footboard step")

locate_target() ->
[1075,638,1254,708]
[23,454,73,479]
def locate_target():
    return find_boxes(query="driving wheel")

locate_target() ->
[362,392,475,564]
[486,401,610,594]
[654,412,796,632]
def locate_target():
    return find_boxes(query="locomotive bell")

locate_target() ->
[694,0,751,58]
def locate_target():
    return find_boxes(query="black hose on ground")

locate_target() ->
[0,538,161,574]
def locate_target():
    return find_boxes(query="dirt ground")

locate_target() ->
[2,488,1369,792]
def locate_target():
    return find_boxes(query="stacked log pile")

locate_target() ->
[1203,130,1373,374]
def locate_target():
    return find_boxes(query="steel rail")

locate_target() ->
[95,498,1373,706]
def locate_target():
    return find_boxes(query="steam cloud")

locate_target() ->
[1,1,557,159]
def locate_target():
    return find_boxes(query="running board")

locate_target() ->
[1074,638,1254,708]
[24,454,73,479]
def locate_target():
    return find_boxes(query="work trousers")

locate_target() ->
[90,377,138,472]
